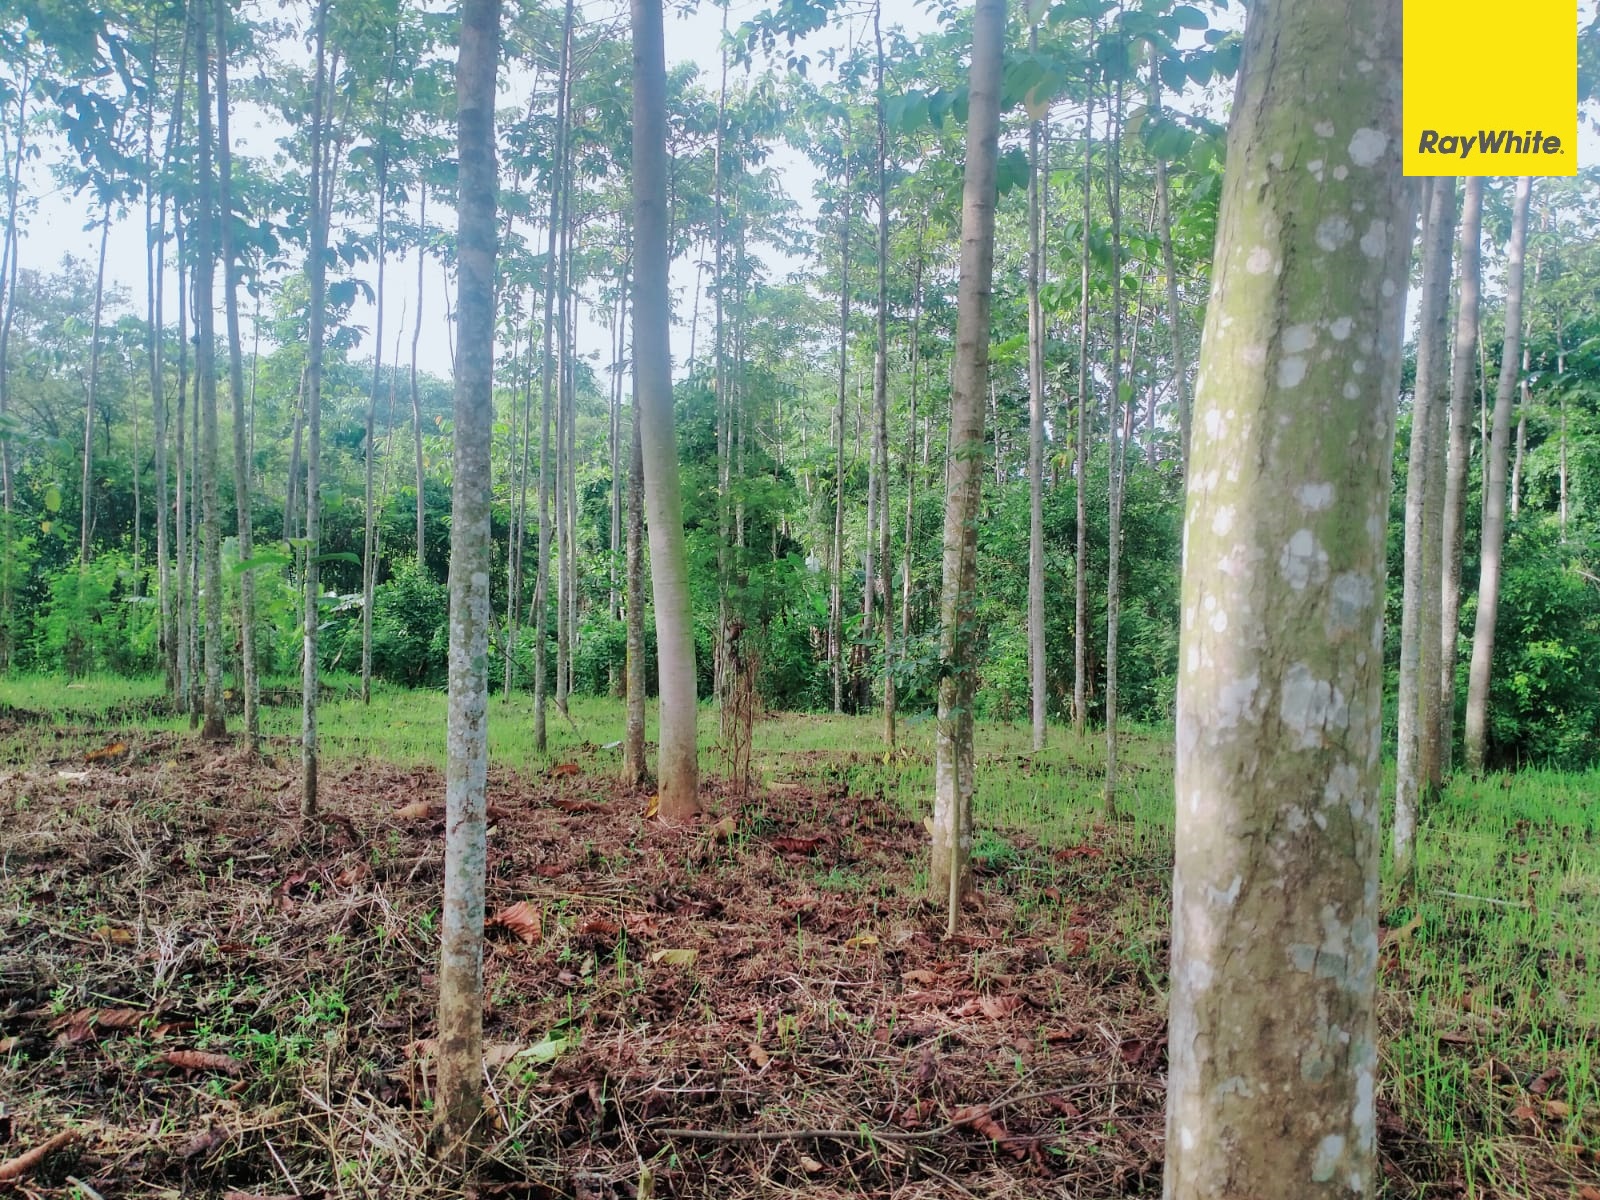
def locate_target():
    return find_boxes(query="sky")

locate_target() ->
[12,0,1600,392]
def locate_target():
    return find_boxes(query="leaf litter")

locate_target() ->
[0,730,1589,1199]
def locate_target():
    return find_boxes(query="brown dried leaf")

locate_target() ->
[1542,1099,1571,1119]
[485,900,542,946]
[182,1124,228,1159]
[577,918,621,939]
[747,1042,770,1069]
[160,1049,244,1076]
[978,994,1024,1020]
[1529,1063,1563,1096]
[94,1007,150,1031]
[1045,1095,1082,1119]
[394,800,436,821]
[0,1035,19,1054]
[708,815,738,841]
[85,741,128,764]
[552,797,603,814]
[224,1192,328,1200]
[549,762,582,778]
[771,835,824,854]
[902,969,937,986]
[334,863,371,887]
[950,1106,1027,1160]
[1577,1186,1600,1200]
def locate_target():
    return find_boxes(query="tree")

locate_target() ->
[631,0,700,820]
[1463,176,1532,773]
[1025,25,1046,754]
[1163,1,1412,1195]
[928,0,1005,924]
[1437,177,1482,779]
[215,0,258,748]
[1394,175,1455,883]
[434,0,500,1155]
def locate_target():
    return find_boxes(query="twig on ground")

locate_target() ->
[0,1128,82,1182]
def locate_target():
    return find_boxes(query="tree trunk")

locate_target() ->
[193,6,226,740]
[411,186,428,564]
[623,331,648,786]
[1026,28,1047,754]
[830,163,850,716]
[301,0,332,814]
[1072,65,1095,738]
[631,0,700,820]
[1437,177,1481,779]
[533,0,574,752]
[215,0,258,748]
[362,42,395,707]
[435,0,499,1156]
[1463,176,1532,774]
[874,1,893,745]
[0,61,28,667]
[893,218,926,749]
[174,207,191,713]
[1102,65,1125,817]
[1151,61,1189,472]
[1393,176,1454,883]
[80,208,112,570]
[1416,179,1456,797]
[928,0,1004,927]
[1164,3,1412,1195]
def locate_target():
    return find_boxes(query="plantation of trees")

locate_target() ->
[1,0,1598,1196]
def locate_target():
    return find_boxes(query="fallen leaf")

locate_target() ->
[1577,1186,1600,1200]
[514,1036,571,1064]
[549,762,582,778]
[577,918,620,939]
[708,815,738,841]
[1051,843,1103,862]
[334,863,371,887]
[0,1129,82,1182]
[552,797,604,814]
[902,969,937,986]
[1511,1103,1538,1122]
[747,1043,770,1068]
[978,994,1023,1020]
[1381,913,1424,948]
[0,1036,19,1054]
[844,933,879,951]
[1542,1099,1571,1119]
[224,1191,328,1200]
[649,948,697,967]
[394,800,435,821]
[183,1125,228,1159]
[85,741,128,764]
[798,1155,823,1173]
[950,1105,1028,1160]
[1045,1095,1082,1119]
[160,1050,244,1076]
[93,925,133,944]
[1529,1063,1563,1096]
[485,901,542,946]
[643,794,658,818]
[771,835,824,854]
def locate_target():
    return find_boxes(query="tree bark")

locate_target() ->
[1026,27,1047,754]
[411,186,428,564]
[1463,176,1532,774]
[362,38,396,707]
[193,5,226,739]
[873,1,893,745]
[1102,64,1125,817]
[831,161,850,717]
[1151,60,1189,472]
[1437,177,1481,779]
[928,0,1004,926]
[215,0,258,748]
[301,0,332,814]
[1164,4,1412,1196]
[1394,176,1454,883]
[1072,65,1095,738]
[623,321,648,786]
[80,208,112,571]
[631,0,700,820]
[435,0,499,1156]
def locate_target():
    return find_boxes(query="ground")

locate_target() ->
[0,679,1597,1199]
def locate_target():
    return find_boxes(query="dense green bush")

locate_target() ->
[32,554,159,677]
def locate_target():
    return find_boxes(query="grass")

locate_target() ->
[1,677,1598,1196]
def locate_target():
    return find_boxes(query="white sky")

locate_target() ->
[13,0,1600,390]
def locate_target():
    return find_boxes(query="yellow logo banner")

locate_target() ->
[1404,0,1578,176]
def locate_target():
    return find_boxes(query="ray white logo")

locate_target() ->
[1416,129,1565,159]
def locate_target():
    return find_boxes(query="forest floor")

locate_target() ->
[0,679,1597,1199]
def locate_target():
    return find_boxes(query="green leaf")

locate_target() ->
[313,551,363,567]
[1171,4,1207,30]
[43,484,62,514]
[1159,55,1188,95]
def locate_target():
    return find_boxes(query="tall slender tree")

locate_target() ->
[435,0,500,1155]
[1463,176,1532,773]
[632,0,700,820]
[215,0,258,748]
[928,0,1005,925]
[1163,1,1412,1194]
[1025,26,1046,754]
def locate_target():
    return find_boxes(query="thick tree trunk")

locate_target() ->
[1164,3,1412,1196]
[928,0,1004,926]
[631,0,700,820]
[435,0,499,1156]
[193,8,226,740]
[1437,177,1481,778]
[1394,176,1455,883]
[1026,33,1047,754]
[1463,176,1532,774]
[215,0,258,748]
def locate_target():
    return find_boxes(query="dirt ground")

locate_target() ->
[0,727,1582,1198]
